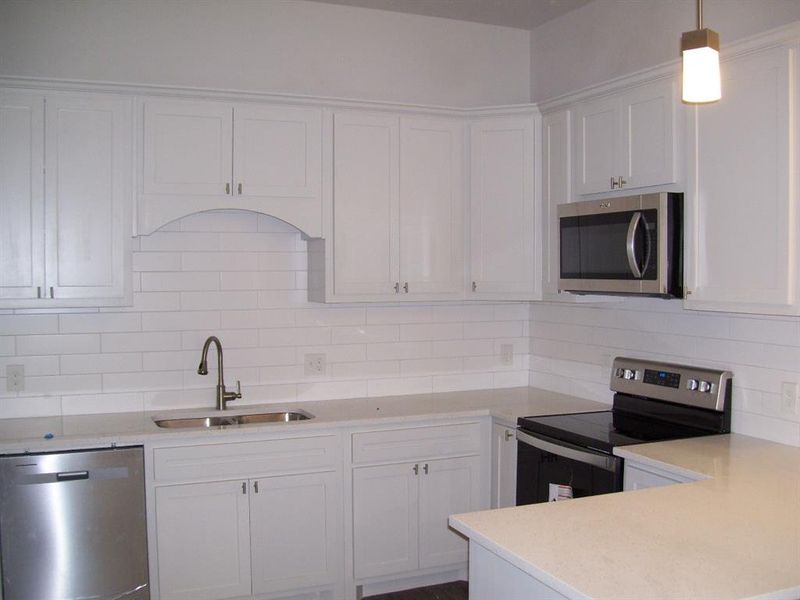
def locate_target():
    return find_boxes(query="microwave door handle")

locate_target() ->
[626,211,644,279]
[516,430,618,473]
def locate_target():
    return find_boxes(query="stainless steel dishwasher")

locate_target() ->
[0,446,149,599]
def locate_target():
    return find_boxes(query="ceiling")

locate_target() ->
[307,0,594,31]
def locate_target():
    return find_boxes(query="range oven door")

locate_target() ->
[516,429,623,506]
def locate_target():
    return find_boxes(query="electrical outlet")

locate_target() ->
[500,344,514,366]
[781,382,799,414]
[6,365,24,393]
[304,353,326,376]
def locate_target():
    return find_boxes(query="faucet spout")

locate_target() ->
[197,336,242,410]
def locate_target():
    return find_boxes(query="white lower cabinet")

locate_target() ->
[353,456,480,580]
[623,460,698,491]
[151,435,342,600]
[490,423,517,509]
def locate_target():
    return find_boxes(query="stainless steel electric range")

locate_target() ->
[516,357,732,505]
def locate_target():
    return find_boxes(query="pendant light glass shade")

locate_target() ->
[681,0,721,103]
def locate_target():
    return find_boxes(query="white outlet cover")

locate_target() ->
[6,364,24,392]
[781,382,799,414]
[304,353,326,376]
[500,344,514,366]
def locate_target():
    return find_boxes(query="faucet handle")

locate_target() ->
[234,380,242,399]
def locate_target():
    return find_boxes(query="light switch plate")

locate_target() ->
[500,344,514,366]
[781,382,799,414]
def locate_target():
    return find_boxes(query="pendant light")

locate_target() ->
[681,0,721,103]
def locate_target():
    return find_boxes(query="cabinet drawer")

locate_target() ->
[352,423,481,464]
[153,435,338,482]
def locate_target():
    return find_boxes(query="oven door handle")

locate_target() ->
[626,211,644,279]
[516,429,619,473]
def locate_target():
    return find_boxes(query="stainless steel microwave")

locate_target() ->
[557,193,683,297]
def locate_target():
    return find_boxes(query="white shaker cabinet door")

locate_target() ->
[250,471,339,595]
[155,481,252,600]
[573,96,619,195]
[399,116,464,298]
[621,78,677,190]
[352,462,419,579]
[491,423,517,509]
[233,104,321,199]
[44,93,132,302]
[332,112,400,297]
[142,99,232,197]
[685,44,797,314]
[0,90,44,300]
[469,115,538,299]
[418,455,481,569]
[541,110,570,298]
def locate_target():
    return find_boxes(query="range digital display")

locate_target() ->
[643,369,681,389]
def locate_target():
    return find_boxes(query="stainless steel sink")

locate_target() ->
[154,410,314,429]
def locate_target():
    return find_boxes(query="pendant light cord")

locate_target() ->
[697,0,703,30]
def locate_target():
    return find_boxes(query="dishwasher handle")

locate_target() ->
[56,470,89,482]
[516,429,619,473]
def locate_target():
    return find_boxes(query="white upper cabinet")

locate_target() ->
[322,111,464,302]
[574,78,677,195]
[0,90,44,301]
[685,43,798,315]
[541,109,570,299]
[139,98,322,236]
[399,117,464,297]
[45,93,132,302]
[0,90,132,308]
[469,114,540,299]
[331,111,400,298]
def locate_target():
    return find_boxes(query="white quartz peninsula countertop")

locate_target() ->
[451,434,800,600]
[0,386,606,454]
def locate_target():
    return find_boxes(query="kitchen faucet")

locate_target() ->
[197,336,242,410]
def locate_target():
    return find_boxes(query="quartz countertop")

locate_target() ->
[0,386,607,454]
[450,434,800,600]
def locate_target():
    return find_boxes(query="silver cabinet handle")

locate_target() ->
[237,182,243,195]
[49,287,54,299]
[36,286,42,299]
[610,176,618,189]
[394,282,400,293]
[618,175,627,187]
[241,481,247,494]
[626,211,644,279]
[423,463,429,475]
[226,182,231,195]
[505,429,514,441]
[253,480,259,494]
[413,463,419,475]
[403,282,408,293]
[472,281,477,292]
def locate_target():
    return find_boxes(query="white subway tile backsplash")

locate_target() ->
[62,392,144,415]
[141,272,220,292]
[141,311,221,332]
[220,232,298,252]
[0,338,14,356]
[399,323,463,341]
[259,327,332,347]
[103,370,183,393]
[139,231,220,252]
[295,308,366,327]
[464,321,524,339]
[141,350,198,372]
[101,332,182,353]
[368,377,432,397]
[367,341,432,361]
[181,252,260,272]
[23,374,102,396]
[181,291,259,310]
[433,372,494,393]
[221,271,296,290]
[17,334,100,356]
[59,313,142,334]
[132,252,182,272]
[181,329,260,350]
[61,353,143,375]
[179,210,259,232]
[297,380,367,402]
[0,395,62,418]
[331,360,400,379]
[0,315,59,335]
[0,356,60,376]
[332,325,399,345]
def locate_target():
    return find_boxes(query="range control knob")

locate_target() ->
[687,379,699,391]
[615,367,625,378]
[623,368,635,380]
[698,380,711,393]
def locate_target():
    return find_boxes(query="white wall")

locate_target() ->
[0,0,530,107]
[0,212,530,418]
[529,0,800,103]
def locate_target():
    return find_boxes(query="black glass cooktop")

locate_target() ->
[517,409,711,455]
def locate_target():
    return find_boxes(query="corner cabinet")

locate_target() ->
[684,43,800,315]
[0,89,132,308]
[138,98,322,236]
[468,113,540,300]
[310,110,465,303]
[573,78,677,195]
[150,434,343,600]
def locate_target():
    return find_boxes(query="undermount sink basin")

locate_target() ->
[154,410,314,429]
